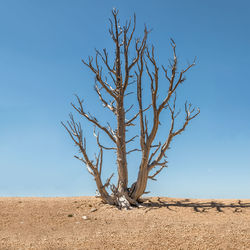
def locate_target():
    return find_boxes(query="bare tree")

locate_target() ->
[62,9,200,209]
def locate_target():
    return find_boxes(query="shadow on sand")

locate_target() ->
[141,198,250,213]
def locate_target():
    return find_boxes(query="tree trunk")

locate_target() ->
[116,98,128,193]
[95,174,115,205]
[131,149,150,200]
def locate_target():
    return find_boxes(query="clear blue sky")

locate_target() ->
[0,0,249,199]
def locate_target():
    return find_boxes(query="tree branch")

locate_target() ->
[148,95,200,171]
[123,26,148,92]
[61,114,96,176]
[148,164,167,181]
[71,95,116,144]
[93,127,117,151]
[82,56,117,99]
[95,48,116,74]
[125,104,151,127]
[126,135,138,144]
[94,84,117,114]
[159,39,196,113]
[127,148,141,154]
[103,173,114,189]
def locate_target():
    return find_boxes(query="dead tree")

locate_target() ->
[62,9,200,208]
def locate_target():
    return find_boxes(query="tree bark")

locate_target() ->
[116,98,128,193]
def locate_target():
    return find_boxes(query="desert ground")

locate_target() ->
[0,196,250,249]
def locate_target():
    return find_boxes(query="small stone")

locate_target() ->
[82,215,88,220]
[90,208,97,212]
[68,214,74,217]
[234,208,242,213]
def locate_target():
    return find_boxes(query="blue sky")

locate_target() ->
[0,0,249,198]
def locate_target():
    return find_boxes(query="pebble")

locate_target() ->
[90,208,97,212]
[82,216,88,220]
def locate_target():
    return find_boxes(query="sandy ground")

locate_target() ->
[0,196,250,250]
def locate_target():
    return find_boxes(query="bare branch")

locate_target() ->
[82,57,117,99]
[144,115,149,140]
[172,102,200,136]
[123,26,148,92]
[93,127,117,151]
[103,173,114,188]
[136,67,145,149]
[129,27,148,70]
[148,142,161,164]
[74,155,87,164]
[127,14,136,48]
[148,165,167,181]
[142,45,161,149]
[148,96,200,171]
[61,115,97,177]
[124,91,134,97]
[125,104,134,114]
[127,148,141,154]
[126,135,138,144]
[95,48,116,74]
[98,147,103,176]
[71,95,116,143]
[94,84,117,114]
[159,40,196,113]
[136,40,198,179]
[125,104,151,127]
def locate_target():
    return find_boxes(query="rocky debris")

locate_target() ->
[234,208,242,213]
[90,208,97,212]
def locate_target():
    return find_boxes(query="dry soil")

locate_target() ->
[0,196,250,249]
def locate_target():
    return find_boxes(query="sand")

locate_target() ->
[0,196,250,249]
